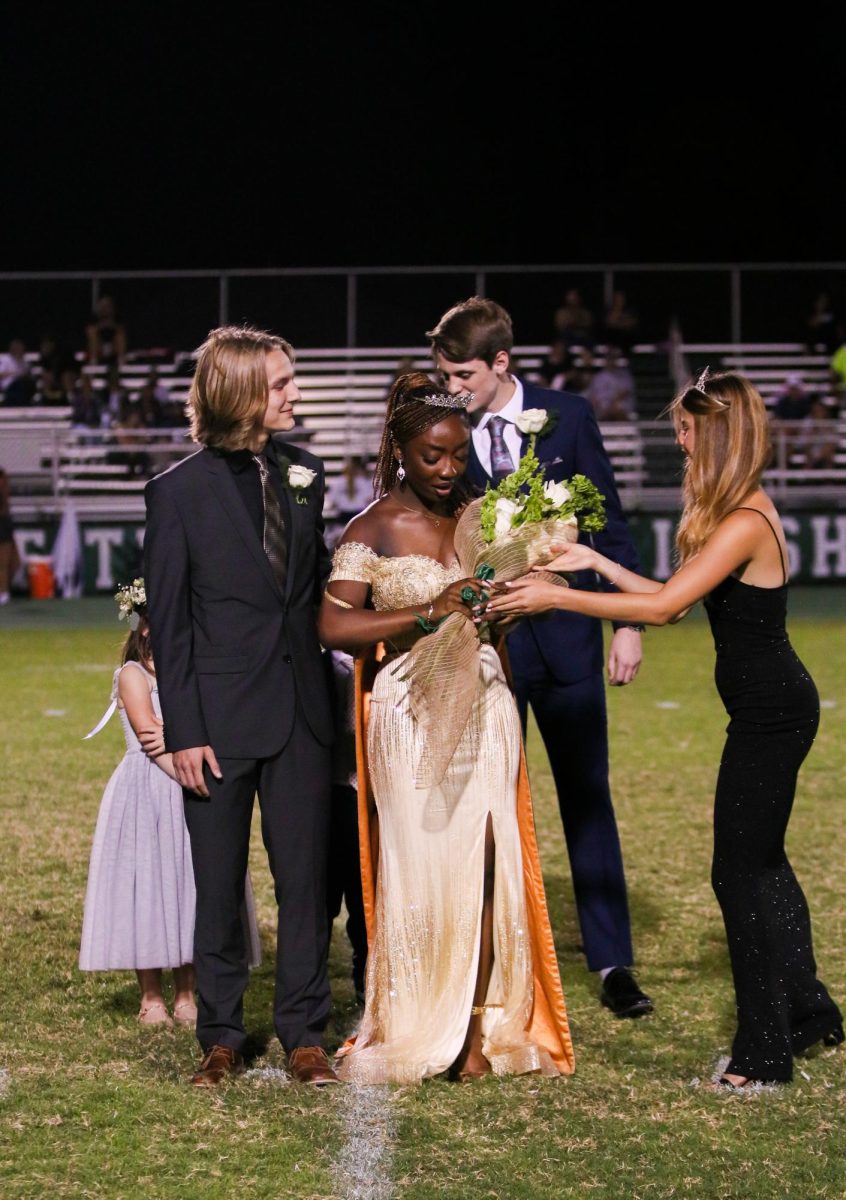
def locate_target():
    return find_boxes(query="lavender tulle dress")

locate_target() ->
[79,662,261,971]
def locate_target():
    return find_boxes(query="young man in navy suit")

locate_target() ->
[428,297,653,1017]
[143,326,340,1084]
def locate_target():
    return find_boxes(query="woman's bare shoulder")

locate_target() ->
[337,497,399,551]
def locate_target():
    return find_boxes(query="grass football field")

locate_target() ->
[1,592,844,1199]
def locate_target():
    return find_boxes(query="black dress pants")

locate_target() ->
[513,666,634,972]
[183,707,332,1054]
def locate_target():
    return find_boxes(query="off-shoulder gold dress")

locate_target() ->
[330,542,573,1084]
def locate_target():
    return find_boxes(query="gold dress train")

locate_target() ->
[330,542,573,1084]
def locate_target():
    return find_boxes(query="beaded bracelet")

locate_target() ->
[415,601,444,634]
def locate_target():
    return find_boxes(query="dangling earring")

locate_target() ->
[396,458,406,484]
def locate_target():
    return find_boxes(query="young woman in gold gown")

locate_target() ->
[318,373,572,1084]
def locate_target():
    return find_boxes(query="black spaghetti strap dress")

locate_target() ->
[704,508,842,1081]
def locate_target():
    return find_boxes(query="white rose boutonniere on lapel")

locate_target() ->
[514,407,559,439]
[514,408,548,435]
[286,463,318,504]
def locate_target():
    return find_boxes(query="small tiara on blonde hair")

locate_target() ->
[419,391,472,410]
[685,365,729,411]
[692,366,710,395]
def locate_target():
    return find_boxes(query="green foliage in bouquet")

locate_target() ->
[479,430,607,544]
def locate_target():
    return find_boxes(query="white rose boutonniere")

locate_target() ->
[514,408,548,435]
[287,463,318,504]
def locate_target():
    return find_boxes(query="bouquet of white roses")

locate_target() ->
[399,407,607,788]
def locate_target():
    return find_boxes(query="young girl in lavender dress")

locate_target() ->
[79,581,260,1026]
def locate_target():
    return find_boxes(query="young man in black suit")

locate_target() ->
[143,326,339,1084]
[428,297,653,1017]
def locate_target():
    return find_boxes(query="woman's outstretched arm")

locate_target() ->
[486,511,768,626]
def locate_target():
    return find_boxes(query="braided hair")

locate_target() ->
[372,371,472,508]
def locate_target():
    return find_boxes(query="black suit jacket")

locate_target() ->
[467,380,642,685]
[143,437,334,758]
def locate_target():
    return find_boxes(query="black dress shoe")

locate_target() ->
[600,967,654,1017]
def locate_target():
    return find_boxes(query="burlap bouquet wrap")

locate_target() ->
[397,495,577,788]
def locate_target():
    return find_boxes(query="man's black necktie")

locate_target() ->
[253,453,287,593]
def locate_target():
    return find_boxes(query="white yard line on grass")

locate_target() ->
[333,1084,395,1200]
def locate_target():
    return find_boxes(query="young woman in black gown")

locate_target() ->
[486,369,843,1087]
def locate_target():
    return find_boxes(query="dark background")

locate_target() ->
[2,4,843,347]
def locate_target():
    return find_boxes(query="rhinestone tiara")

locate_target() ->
[692,366,710,394]
[419,391,473,409]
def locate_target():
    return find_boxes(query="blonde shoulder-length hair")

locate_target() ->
[188,325,294,450]
[670,371,772,565]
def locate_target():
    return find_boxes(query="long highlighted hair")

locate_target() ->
[670,371,771,565]
[188,325,294,450]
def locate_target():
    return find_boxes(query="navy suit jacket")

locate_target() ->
[467,380,642,685]
[143,436,334,758]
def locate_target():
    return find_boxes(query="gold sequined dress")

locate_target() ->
[329,542,573,1084]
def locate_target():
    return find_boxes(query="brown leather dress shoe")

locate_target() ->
[191,1044,245,1087]
[288,1045,341,1086]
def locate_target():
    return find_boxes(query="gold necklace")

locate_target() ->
[393,496,451,529]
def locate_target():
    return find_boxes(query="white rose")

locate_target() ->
[543,479,571,508]
[288,464,318,489]
[514,408,548,435]
[494,497,520,538]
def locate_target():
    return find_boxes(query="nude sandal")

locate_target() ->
[138,1000,173,1027]
[173,999,198,1028]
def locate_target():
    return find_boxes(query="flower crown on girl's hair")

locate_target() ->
[114,578,146,631]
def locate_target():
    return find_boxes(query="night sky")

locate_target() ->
[2,6,843,274]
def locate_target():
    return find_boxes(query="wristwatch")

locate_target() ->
[623,623,646,633]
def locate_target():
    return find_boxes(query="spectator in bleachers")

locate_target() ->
[137,377,166,428]
[537,342,594,394]
[772,373,816,464]
[325,455,372,526]
[794,396,841,471]
[0,339,36,406]
[588,347,637,421]
[552,288,595,348]
[102,364,130,426]
[108,408,152,478]
[39,332,77,378]
[85,295,127,367]
[69,372,103,430]
[536,339,569,389]
[804,291,839,355]
[600,290,640,354]
[773,373,813,421]
[33,367,70,407]
[830,326,846,405]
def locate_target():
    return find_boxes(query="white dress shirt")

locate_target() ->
[471,378,525,476]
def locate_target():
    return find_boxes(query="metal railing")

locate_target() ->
[3,261,846,350]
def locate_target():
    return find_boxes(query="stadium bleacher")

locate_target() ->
[2,343,844,519]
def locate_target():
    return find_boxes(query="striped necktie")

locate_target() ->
[488,415,515,480]
[253,453,288,593]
